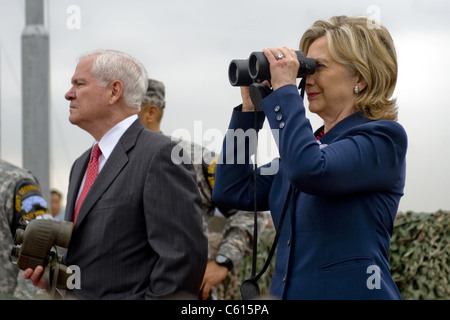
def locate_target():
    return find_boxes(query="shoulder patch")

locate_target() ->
[10,179,50,236]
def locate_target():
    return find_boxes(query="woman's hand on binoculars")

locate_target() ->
[263,47,299,91]
[240,86,254,111]
[240,80,270,112]
[23,265,46,289]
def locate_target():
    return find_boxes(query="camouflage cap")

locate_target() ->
[142,78,165,108]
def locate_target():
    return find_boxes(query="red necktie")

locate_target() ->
[73,143,102,223]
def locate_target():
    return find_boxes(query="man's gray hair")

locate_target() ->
[79,49,148,109]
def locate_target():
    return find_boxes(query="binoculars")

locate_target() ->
[10,219,74,293]
[228,50,316,87]
[228,50,316,109]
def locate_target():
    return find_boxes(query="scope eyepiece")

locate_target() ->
[10,219,73,270]
[10,219,75,295]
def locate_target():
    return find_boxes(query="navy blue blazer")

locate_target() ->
[213,85,407,299]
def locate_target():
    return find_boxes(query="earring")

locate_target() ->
[354,85,359,94]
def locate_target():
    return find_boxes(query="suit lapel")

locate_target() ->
[65,150,90,222]
[72,119,144,229]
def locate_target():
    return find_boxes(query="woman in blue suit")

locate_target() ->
[212,15,407,300]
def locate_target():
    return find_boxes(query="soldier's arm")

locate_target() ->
[216,210,268,267]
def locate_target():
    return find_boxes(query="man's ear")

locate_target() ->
[139,105,160,127]
[147,105,161,123]
[109,80,123,105]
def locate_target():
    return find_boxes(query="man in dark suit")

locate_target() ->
[24,49,208,299]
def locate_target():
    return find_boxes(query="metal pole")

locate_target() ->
[0,47,2,158]
[22,0,50,201]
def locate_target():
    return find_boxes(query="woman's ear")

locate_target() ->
[357,74,367,92]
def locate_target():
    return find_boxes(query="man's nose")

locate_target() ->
[65,88,75,100]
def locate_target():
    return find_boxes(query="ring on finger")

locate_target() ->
[275,52,284,60]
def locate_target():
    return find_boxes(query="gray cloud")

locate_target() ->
[1,0,449,212]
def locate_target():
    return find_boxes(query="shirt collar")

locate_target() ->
[95,114,138,161]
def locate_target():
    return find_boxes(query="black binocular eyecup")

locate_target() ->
[248,52,271,81]
[228,50,316,87]
[228,59,253,87]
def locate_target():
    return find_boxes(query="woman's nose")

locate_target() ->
[305,74,315,87]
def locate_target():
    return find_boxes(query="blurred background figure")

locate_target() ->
[50,189,65,221]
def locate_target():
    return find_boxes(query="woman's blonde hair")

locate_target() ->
[300,15,398,121]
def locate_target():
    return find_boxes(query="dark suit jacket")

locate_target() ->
[64,119,207,299]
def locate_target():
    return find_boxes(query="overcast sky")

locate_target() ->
[1,0,449,213]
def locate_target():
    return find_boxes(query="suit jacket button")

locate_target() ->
[282,275,287,282]
[276,114,283,121]
[274,105,281,112]
[279,122,285,129]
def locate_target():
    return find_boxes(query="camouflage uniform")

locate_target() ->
[145,79,268,299]
[0,159,52,299]
[172,138,268,264]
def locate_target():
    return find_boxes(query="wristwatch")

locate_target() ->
[215,254,233,271]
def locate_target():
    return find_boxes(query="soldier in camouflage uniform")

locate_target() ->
[0,159,52,299]
[138,79,268,299]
